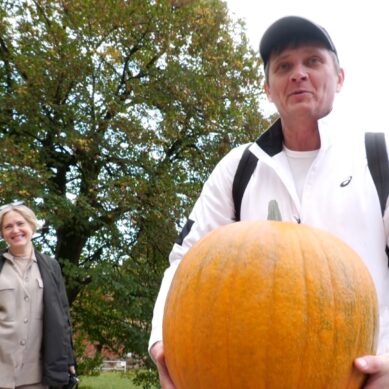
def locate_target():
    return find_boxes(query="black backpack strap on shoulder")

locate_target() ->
[232,144,259,222]
[365,132,389,215]
[365,132,389,266]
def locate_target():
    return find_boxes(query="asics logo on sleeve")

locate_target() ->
[340,176,352,187]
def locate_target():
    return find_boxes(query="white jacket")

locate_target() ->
[149,113,389,354]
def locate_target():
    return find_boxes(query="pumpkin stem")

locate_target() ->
[267,200,282,221]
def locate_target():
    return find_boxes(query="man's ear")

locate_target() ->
[336,68,345,93]
[264,82,273,102]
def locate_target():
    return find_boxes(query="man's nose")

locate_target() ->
[291,65,308,82]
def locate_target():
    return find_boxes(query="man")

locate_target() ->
[149,16,389,388]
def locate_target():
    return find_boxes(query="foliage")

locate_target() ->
[133,369,160,389]
[0,0,269,386]
[72,334,103,376]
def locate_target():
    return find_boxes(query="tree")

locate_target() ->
[0,0,269,381]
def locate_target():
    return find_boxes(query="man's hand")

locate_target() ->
[355,353,389,388]
[150,341,176,389]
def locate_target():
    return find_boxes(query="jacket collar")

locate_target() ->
[0,249,54,282]
[255,111,338,156]
[256,118,283,156]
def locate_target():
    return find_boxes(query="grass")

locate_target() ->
[79,371,147,389]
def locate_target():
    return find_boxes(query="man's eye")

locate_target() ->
[277,63,291,72]
[307,57,320,66]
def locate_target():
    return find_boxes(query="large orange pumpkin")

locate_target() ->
[163,221,378,389]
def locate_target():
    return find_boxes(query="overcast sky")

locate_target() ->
[225,0,388,134]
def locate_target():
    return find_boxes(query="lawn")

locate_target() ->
[79,371,156,389]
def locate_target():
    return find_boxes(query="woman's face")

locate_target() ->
[1,210,33,253]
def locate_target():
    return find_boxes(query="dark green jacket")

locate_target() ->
[0,250,75,386]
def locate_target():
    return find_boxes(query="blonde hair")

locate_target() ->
[0,203,39,237]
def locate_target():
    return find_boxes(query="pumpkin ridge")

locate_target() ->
[344,258,363,389]
[264,222,281,389]
[195,241,227,388]
[293,224,316,387]
[188,250,202,389]
[323,232,339,385]
[311,228,346,385]
[225,226,243,389]
[316,229,369,387]
[296,226,310,386]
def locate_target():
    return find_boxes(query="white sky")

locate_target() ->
[226,0,389,134]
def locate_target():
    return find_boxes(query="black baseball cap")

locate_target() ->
[259,16,338,68]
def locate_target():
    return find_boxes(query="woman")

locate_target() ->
[0,202,76,388]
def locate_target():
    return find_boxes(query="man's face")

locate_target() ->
[264,44,344,122]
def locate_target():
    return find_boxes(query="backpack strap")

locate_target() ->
[365,132,389,266]
[232,144,258,221]
[365,132,389,215]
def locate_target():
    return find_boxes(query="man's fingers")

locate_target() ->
[355,355,383,374]
[150,342,176,389]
